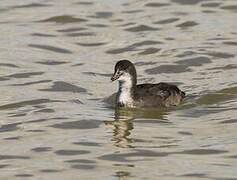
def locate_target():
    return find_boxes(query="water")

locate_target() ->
[0,0,237,179]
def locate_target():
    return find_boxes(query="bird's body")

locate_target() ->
[111,60,185,108]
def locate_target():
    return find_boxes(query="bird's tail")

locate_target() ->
[180,91,186,98]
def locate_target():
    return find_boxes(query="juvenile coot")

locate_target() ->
[111,60,185,108]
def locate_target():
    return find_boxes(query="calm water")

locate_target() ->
[0,0,237,179]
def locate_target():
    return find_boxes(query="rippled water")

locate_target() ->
[0,0,237,179]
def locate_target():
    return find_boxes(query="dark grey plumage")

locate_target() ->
[111,60,185,108]
[135,82,185,107]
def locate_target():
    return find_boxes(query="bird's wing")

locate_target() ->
[136,82,184,99]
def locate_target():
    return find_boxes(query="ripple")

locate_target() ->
[115,171,131,178]
[145,64,192,74]
[72,63,84,67]
[15,174,33,177]
[8,113,27,117]
[208,64,237,70]
[181,173,206,177]
[6,72,44,79]
[219,119,237,124]
[50,120,101,129]
[98,149,169,162]
[70,164,95,170]
[221,5,237,11]
[175,51,195,58]
[219,86,237,94]
[31,147,52,152]
[75,2,94,5]
[0,99,57,110]
[83,72,112,77]
[36,60,68,65]
[208,37,230,41]
[65,159,96,164]
[66,32,95,37]
[73,142,101,146]
[57,27,87,32]
[197,93,234,105]
[55,150,90,156]
[12,80,51,86]
[122,10,143,14]
[176,21,199,28]
[0,63,19,68]
[0,123,21,133]
[0,164,10,169]
[87,23,108,28]
[119,22,136,27]
[0,77,9,81]
[113,163,134,167]
[27,129,45,132]
[31,33,57,37]
[178,131,193,135]
[70,99,84,104]
[34,108,55,113]
[223,41,237,46]
[12,3,51,9]
[90,12,113,19]
[145,2,170,7]
[176,56,211,66]
[202,10,216,14]
[154,18,179,24]
[38,15,88,23]
[138,48,161,55]
[106,40,162,54]
[77,42,107,47]
[177,149,228,155]
[134,119,170,124]
[134,40,163,46]
[202,51,235,59]
[26,118,50,124]
[171,0,205,5]
[29,44,72,54]
[39,81,87,93]
[0,155,30,160]
[4,136,21,140]
[201,2,222,7]
[125,25,158,32]
[111,19,123,22]
[134,61,157,66]
[106,48,132,54]
[40,169,62,173]
[227,155,237,159]
[165,37,175,41]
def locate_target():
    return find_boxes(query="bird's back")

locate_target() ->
[134,82,185,107]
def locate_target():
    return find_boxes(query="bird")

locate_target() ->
[111,60,185,108]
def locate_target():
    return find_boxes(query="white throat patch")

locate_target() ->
[117,72,134,107]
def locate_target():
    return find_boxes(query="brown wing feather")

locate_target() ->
[135,82,185,107]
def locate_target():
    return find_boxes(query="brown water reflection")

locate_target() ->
[0,0,237,179]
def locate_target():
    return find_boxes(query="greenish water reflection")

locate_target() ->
[197,86,237,105]
[105,108,168,148]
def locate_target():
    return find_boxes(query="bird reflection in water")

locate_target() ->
[115,171,130,180]
[104,107,167,148]
[104,108,134,148]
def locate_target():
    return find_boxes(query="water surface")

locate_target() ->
[0,0,237,179]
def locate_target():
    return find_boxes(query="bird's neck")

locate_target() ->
[117,79,136,107]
